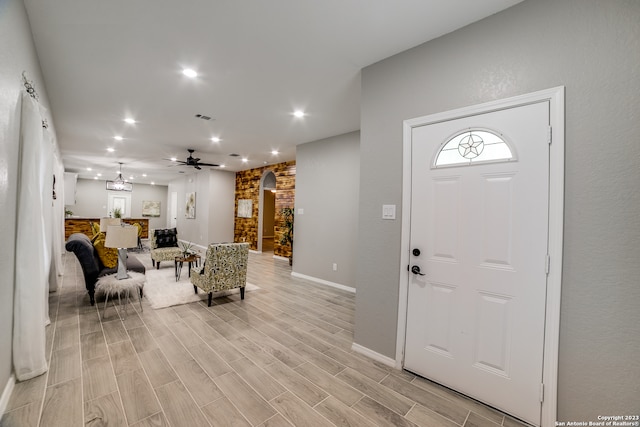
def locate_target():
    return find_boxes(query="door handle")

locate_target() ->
[411,265,426,276]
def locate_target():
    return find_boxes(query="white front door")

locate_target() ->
[404,101,549,425]
[107,192,131,217]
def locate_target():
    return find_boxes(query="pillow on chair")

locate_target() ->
[92,233,118,268]
[154,228,178,248]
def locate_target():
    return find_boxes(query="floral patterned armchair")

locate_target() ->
[150,228,183,269]
[190,242,249,306]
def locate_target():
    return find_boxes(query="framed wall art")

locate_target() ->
[185,192,196,219]
[142,200,161,217]
[238,199,252,218]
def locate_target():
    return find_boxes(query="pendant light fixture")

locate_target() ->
[113,162,126,190]
[106,162,132,191]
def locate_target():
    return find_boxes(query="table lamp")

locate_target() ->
[99,217,121,232]
[105,225,138,279]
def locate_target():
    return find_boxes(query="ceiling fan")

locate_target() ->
[166,149,219,170]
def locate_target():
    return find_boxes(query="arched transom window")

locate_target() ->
[434,129,515,168]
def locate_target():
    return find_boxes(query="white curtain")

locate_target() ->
[40,127,53,325]
[50,144,65,293]
[13,92,48,381]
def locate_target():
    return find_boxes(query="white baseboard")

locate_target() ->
[290,272,356,293]
[0,374,15,416]
[177,239,207,253]
[249,249,262,254]
[351,343,399,369]
[272,255,289,261]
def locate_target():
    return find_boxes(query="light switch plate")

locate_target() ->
[382,204,396,220]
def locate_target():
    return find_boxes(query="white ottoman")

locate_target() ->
[96,272,146,320]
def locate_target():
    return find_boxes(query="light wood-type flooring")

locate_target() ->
[1,251,529,427]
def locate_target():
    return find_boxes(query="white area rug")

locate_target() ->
[143,266,258,309]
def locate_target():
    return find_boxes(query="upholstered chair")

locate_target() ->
[132,222,143,250]
[150,228,183,269]
[89,221,101,237]
[191,242,249,306]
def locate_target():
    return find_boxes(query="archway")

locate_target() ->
[258,170,276,253]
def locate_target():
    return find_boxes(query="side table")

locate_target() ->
[175,253,201,281]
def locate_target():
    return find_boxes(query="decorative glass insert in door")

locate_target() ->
[434,129,514,167]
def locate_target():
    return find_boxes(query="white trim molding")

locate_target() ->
[351,343,397,369]
[0,374,15,417]
[397,86,565,427]
[290,272,356,293]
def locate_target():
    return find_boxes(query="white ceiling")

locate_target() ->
[24,0,522,185]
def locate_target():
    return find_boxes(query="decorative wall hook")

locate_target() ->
[22,71,39,101]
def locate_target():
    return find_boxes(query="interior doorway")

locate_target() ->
[262,189,276,252]
[258,171,276,253]
[169,191,177,228]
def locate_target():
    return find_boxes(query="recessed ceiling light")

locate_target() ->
[142,174,147,177]
[211,137,221,143]
[151,182,155,185]
[129,176,134,180]
[97,173,102,177]
[94,177,98,180]
[271,150,279,155]
[107,148,115,152]
[219,164,226,168]
[293,110,305,118]
[182,68,197,78]
[241,157,248,163]
[170,157,177,162]
[114,136,123,141]
[124,118,136,124]
[86,167,92,171]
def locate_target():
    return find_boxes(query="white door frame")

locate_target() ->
[169,191,177,228]
[396,87,564,426]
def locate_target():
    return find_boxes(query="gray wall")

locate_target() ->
[355,0,640,420]
[295,132,360,288]
[167,169,235,247]
[0,0,57,400]
[71,178,169,231]
[208,169,235,244]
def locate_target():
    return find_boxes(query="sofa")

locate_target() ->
[150,228,183,269]
[65,233,146,305]
[191,242,249,306]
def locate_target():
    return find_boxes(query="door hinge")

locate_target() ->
[540,383,545,402]
[547,126,553,144]
[545,254,550,275]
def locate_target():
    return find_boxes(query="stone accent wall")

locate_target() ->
[234,161,296,258]
[65,218,149,240]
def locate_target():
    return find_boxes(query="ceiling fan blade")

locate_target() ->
[197,162,220,167]
[164,159,188,165]
[193,157,200,162]
[194,165,201,170]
